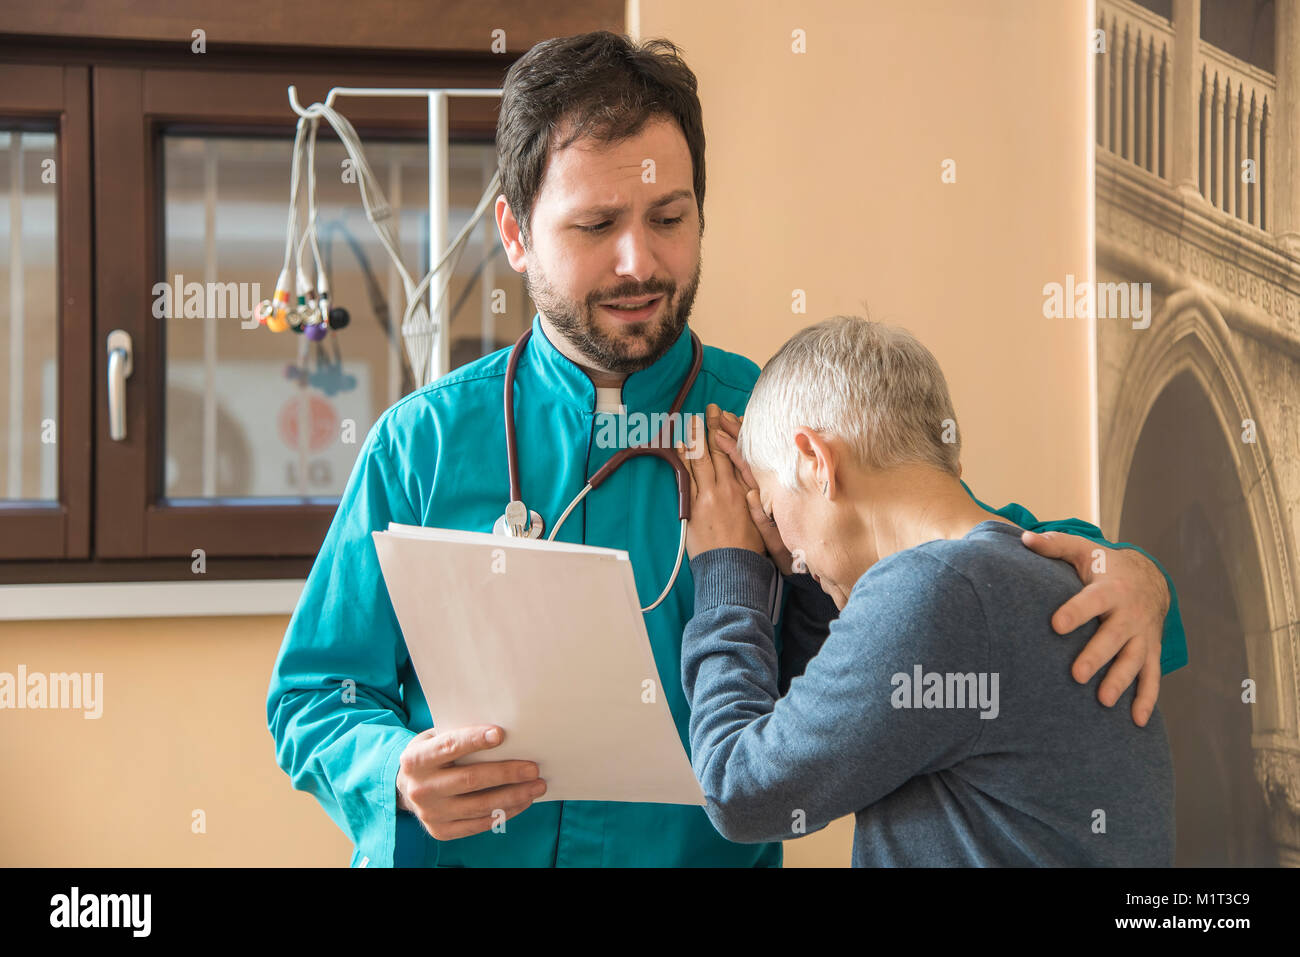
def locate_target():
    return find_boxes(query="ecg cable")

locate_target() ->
[259,94,502,389]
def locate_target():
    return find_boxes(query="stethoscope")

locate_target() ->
[493,327,704,612]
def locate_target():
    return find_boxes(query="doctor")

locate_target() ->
[266,30,1187,867]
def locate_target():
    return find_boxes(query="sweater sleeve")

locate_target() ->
[682,546,987,845]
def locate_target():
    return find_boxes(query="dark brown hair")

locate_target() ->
[496,31,706,247]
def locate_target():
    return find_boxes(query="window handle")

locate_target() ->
[106,330,134,441]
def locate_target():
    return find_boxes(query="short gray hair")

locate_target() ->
[738,316,961,491]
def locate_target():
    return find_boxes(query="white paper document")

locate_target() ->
[372,523,706,806]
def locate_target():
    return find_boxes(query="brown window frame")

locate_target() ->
[95,63,503,561]
[0,63,94,563]
[0,44,514,583]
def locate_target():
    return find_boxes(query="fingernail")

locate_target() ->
[485,728,501,745]
[723,410,737,421]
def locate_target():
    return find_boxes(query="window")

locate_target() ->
[159,133,519,500]
[1,126,60,503]
[0,64,93,565]
[0,55,530,582]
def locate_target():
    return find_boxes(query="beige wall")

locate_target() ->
[636,0,1096,521]
[0,0,1092,867]
[0,615,340,865]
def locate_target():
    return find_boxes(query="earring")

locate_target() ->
[821,480,829,496]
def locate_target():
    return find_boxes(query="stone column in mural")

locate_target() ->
[1274,0,1300,253]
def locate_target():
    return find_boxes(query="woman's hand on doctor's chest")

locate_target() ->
[674,406,766,560]
[708,406,801,577]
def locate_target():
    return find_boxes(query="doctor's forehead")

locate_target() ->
[538,118,694,211]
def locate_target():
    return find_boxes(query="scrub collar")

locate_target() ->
[522,312,697,417]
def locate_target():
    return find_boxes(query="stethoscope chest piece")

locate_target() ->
[492,326,702,609]
[494,499,545,538]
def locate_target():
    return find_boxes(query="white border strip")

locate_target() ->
[0,580,305,621]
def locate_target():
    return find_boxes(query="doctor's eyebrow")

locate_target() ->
[570,188,693,219]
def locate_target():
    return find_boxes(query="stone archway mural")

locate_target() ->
[1098,291,1299,864]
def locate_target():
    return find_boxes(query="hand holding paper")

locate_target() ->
[395,724,546,841]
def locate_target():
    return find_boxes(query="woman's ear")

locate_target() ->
[793,427,835,495]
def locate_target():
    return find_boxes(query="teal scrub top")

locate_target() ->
[266,313,1188,867]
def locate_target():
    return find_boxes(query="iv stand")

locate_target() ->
[287,85,502,386]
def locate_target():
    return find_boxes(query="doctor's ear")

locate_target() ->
[496,196,529,272]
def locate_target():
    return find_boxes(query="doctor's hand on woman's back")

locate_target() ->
[395,725,546,840]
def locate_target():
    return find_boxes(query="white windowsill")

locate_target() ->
[0,580,306,621]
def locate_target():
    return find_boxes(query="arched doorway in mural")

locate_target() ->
[1101,287,1300,866]
[1118,370,1275,865]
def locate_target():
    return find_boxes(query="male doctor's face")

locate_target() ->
[498,115,702,375]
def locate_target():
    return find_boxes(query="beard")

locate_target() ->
[523,254,701,374]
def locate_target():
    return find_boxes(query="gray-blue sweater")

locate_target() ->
[681,520,1175,866]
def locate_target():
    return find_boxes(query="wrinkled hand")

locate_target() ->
[708,406,800,576]
[1021,530,1170,727]
[673,406,765,560]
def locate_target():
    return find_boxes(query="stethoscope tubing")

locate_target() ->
[501,326,703,611]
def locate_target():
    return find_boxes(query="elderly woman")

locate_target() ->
[674,316,1175,866]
